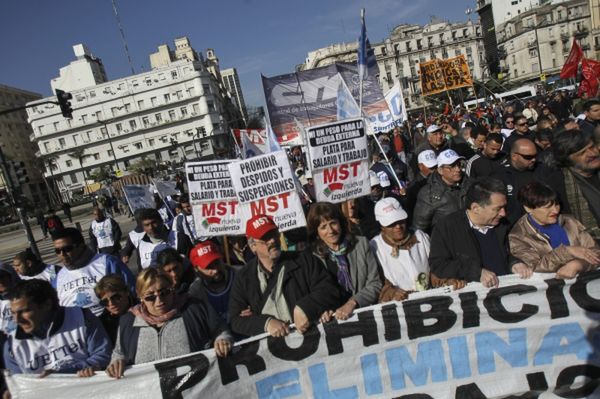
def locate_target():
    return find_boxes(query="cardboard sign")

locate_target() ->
[185,161,243,236]
[419,60,447,96]
[228,150,306,232]
[440,55,473,90]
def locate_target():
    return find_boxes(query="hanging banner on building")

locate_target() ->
[122,184,154,212]
[7,272,600,399]
[185,161,243,236]
[440,54,473,90]
[368,82,407,133]
[232,129,268,154]
[262,62,388,145]
[307,118,370,203]
[228,150,306,232]
[419,59,447,96]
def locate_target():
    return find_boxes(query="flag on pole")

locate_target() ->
[578,58,600,98]
[336,76,361,120]
[265,118,282,152]
[357,8,377,82]
[560,38,583,79]
[241,130,262,159]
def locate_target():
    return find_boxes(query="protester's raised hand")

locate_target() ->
[77,367,96,378]
[214,339,232,357]
[106,359,125,379]
[511,263,533,279]
[293,306,310,334]
[266,318,289,337]
[480,268,499,288]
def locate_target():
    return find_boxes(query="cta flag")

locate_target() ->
[560,38,583,79]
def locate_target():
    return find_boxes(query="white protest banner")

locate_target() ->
[185,161,243,236]
[307,118,370,203]
[122,184,154,212]
[368,82,408,134]
[228,150,305,232]
[8,272,600,398]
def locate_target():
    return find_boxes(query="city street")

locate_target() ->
[0,206,137,269]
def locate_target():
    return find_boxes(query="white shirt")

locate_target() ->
[370,230,431,291]
[20,264,60,287]
[91,218,114,248]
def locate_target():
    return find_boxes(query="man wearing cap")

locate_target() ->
[404,150,437,223]
[356,171,403,240]
[412,149,470,234]
[429,178,530,288]
[466,133,505,179]
[415,124,449,157]
[412,122,427,150]
[189,241,235,322]
[370,198,431,301]
[229,215,341,338]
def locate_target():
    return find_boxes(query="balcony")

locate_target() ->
[560,33,570,42]
[528,40,537,48]
[574,28,589,39]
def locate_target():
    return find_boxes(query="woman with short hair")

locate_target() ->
[509,181,600,279]
[94,274,135,345]
[307,202,382,322]
[106,268,232,378]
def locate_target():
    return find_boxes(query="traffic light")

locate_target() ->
[10,161,29,184]
[55,89,73,119]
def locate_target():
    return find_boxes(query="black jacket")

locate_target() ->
[429,210,519,282]
[229,250,342,337]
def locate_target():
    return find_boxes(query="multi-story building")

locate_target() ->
[297,19,486,111]
[27,44,231,201]
[496,0,597,85]
[0,84,47,206]
[221,68,248,123]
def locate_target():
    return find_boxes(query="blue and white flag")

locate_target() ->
[358,8,377,81]
[265,118,282,152]
[241,130,263,159]
[336,77,361,120]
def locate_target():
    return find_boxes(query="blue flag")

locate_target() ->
[336,78,360,120]
[358,9,377,81]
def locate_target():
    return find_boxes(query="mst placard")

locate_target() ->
[228,150,306,232]
[307,119,370,203]
[186,161,243,236]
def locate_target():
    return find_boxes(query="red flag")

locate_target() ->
[560,39,583,79]
[579,58,600,97]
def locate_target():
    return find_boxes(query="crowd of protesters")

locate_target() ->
[0,90,599,396]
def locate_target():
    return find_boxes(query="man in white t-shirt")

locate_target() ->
[369,197,431,302]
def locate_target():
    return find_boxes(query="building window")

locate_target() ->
[133,142,143,150]
[176,90,183,99]
[137,100,144,109]
[72,134,78,145]
[155,113,163,123]
[151,97,158,106]
[148,139,155,146]
[168,110,176,120]
[70,173,78,183]
[192,104,200,114]
[180,107,188,117]
[529,48,538,58]
[116,123,122,133]
[66,160,73,167]
[171,71,178,79]
[53,121,60,131]
[124,103,131,112]
[108,150,113,157]
[58,138,66,147]
[81,114,87,123]
[207,101,215,112]
[129,120,137,130]
[203,84,210,94]
[93,153,100,160]
[44,142,50,152]
[89,91,96,98]
[142,117,149,127]
[164,93,171,103]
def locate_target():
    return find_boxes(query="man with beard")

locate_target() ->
[466,133,505,179]
[53,228,135,316]
[429,178,531,288]
[229,215,340,338]
[549,129,600,241]
[189,241,235,322]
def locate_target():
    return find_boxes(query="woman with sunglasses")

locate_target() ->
[106,268,232,378]
[94,274,135,345]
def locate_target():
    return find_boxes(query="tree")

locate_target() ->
[89,165,111,183]
[129,156,156,176]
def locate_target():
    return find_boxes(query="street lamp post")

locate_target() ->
[96,119,120,173]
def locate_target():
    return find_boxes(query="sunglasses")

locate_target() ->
[515,153,536,160]
[100,293,123,307]
[505,120,514,124]
[54,245,75,254]
[143,288,173,303]
[516,123,528,127]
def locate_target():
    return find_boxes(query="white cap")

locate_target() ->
[417,150,437,168]
[377,171,391,188]
[416,122,424,128]
[369,171,380,187]
[426,124,442,134]
[436,149,464,167]
[375,197,408,227]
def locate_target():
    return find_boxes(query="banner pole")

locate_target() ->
[223,236,231,266]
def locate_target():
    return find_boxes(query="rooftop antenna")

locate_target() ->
[111,0,135,75]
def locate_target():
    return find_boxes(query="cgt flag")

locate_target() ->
[560,38,583,79]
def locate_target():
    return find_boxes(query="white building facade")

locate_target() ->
[297,20,486,111]
[27,45,228,200]
[221,68,248,123]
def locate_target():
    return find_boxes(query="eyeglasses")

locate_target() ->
[515,153,537,161]
[143,288,173,303]
[100,293,123,307]
[505,120,514,124]
[54,245,75,254]
[441,163,462,170]
[516,123,528,127]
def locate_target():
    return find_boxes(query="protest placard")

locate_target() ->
[307,118,370,203]
[185,161,243,236]
[440,54,473,90]
[122,184,154,212]
[232,129,268,154]
[419,59,447,96]
[368,82,407,133]
[227,150,305,232]
[9,272,600,399]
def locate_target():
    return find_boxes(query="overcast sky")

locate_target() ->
[1,0,477,106]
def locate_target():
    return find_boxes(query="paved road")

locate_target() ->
[0,206,137,269]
